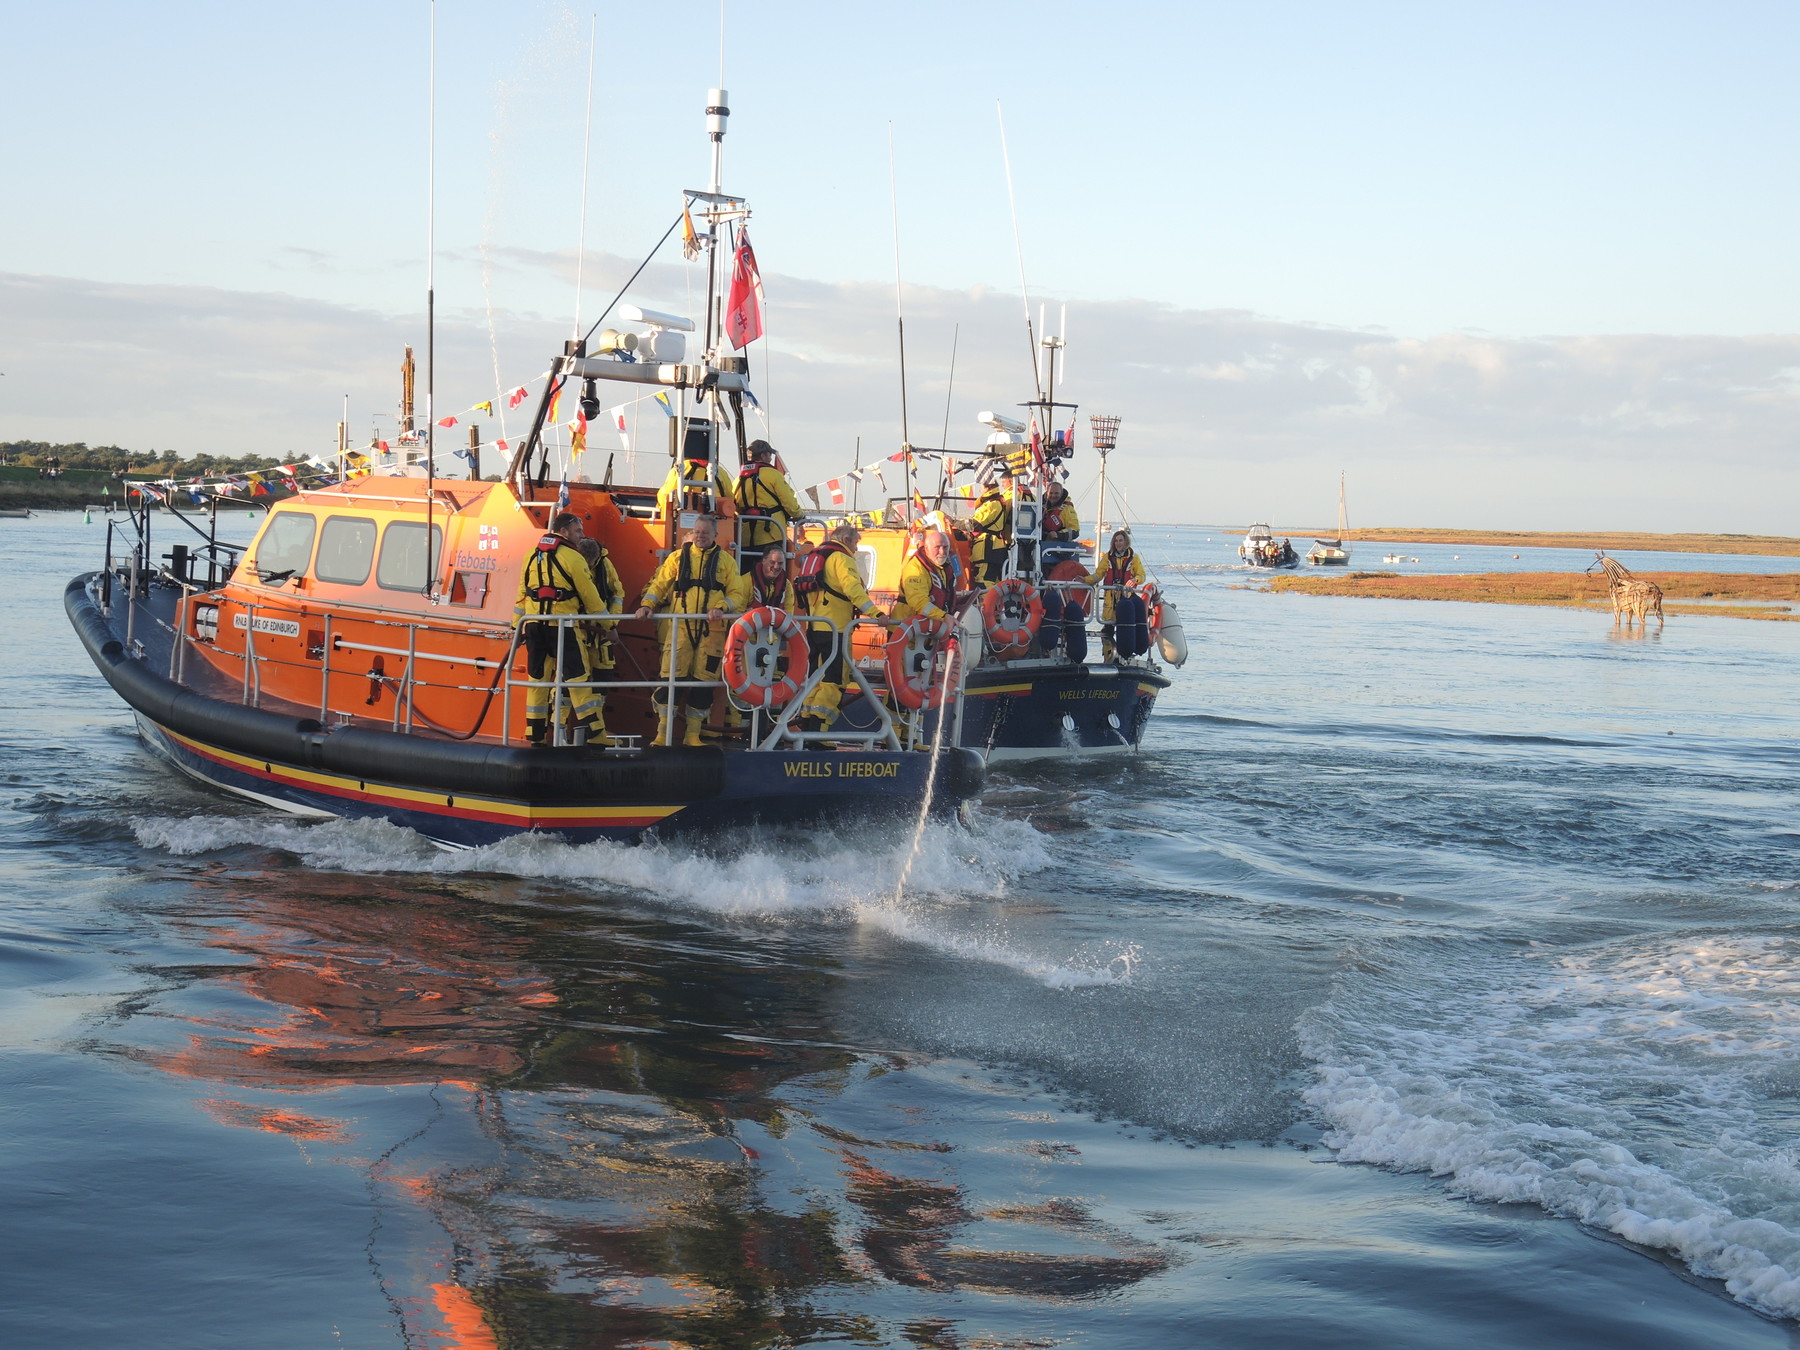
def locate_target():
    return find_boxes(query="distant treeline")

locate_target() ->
[1,441,285,478]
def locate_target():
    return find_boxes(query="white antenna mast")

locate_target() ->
[704,4,729,358]
[573,14,597,336]
[889,123,912,472]
[423,0,438,597]
[996,100,1041,400]
[699,84,730,363]
[708,0,728,201]
[1059,302,1068,388]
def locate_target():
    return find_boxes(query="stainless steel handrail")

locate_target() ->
[330,636,507,670]
[510,610,733,749]
[180,597,944,753]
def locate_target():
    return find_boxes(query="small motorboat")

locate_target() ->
[1238,524,1298,569]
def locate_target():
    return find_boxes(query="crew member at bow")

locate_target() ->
[792,522,883,741]
[1086,528,1149,662]
[1043,481,1079,542]
[732,439,802,566]
[573,535,625,680]
[742,542,796,612]
[969,477,1013,587]
[515,511,611,746]
[634,513,743,746]
[890,529,957,624]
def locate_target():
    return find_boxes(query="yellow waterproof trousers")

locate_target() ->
[654,617,725,715]
[524,623,603,727]
[798,627,851,727]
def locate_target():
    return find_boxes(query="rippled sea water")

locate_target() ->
[4,511,1798,1348]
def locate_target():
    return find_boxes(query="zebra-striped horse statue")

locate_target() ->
[1587,552,1664,629]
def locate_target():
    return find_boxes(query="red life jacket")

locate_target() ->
[750,566,789,609]
[913,555,953,615]
[792,542,850,612]
[527,535,580,610]
[1104,550,1138,589]
[736,462,775,519]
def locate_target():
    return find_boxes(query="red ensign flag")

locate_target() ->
[725,227,765,349]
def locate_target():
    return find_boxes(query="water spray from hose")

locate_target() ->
[892,634,963,906]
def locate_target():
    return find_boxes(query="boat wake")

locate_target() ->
[129,810,1132,991]
[1301,932,1800,1319]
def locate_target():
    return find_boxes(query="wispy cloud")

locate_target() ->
[2,268,1794,531]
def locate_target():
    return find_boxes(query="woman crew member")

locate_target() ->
[1086,529,1148,662]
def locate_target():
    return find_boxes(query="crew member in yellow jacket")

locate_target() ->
[572,536,625,677]
[633,513,743,746]
[515,511,611,746]
[1043,481,1079,542]
[890,529,957,624]
[1086,528,1149,661]
[740,542,797,612]
[657,451,735,519]
[732,440,803,565]
[969,480,1012,586]
[792,522,883,737]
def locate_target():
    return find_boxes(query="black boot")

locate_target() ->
[526,717,548,746]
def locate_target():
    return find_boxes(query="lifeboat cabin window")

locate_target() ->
[313,516,378,585]
[252,511,316,584]
[448,571,488,607]
[376,521,444,592]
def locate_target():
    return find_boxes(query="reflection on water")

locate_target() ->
[10,515,1800,1347]
[140,879,560,1088]
[102,868,1174,1347]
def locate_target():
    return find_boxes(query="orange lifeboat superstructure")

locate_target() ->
[63,89,984,847]
[185,474,675,747]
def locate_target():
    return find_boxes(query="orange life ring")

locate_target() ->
[721,606,809,708]
[981,579,1043,660]
[1044,556,1091,614]
[885,616,953,710]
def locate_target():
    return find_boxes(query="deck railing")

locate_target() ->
[121,530,1143,756]
[164,593,955,753]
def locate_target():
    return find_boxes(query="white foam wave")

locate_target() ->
[129,811,1130,990]
[1302,934,1800,1318]
[861,908,1142,989]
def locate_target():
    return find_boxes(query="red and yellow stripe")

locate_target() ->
[160,727,683,830]
[966,682,1033,698]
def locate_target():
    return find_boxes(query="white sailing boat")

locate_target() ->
[1306,472,1352,566]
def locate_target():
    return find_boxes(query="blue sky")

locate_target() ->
[3,1,1798,529]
